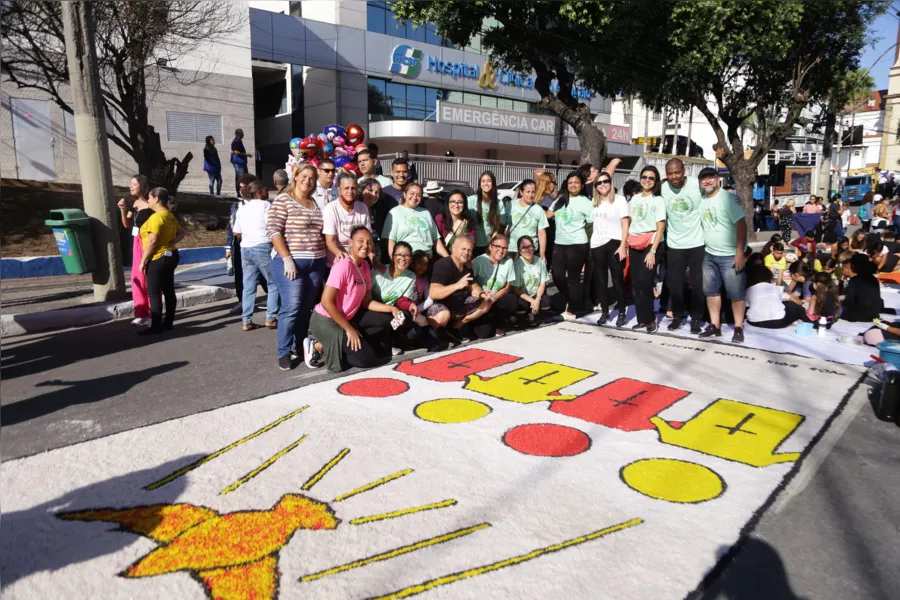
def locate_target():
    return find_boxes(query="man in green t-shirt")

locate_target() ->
[471,234,521,330]
[697,167,747,343]
[662,158,706,334]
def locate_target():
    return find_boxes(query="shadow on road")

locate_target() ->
[697,539,807,600]
[1,453,203,589]
[0,361,190,426]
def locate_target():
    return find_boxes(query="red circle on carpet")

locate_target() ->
[338,378,410,398]
[503,423,592,457]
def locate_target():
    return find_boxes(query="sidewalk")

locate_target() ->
[1,261,235,336]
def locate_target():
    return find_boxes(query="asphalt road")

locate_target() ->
[1,299,898,599]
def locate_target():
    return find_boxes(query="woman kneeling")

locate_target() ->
[305,226,409,372]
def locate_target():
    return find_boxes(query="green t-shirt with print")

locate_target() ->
[505,200,549,253]
[372,268,416,305]
[472,254,517,293]
[513,256,550,297]
[661,176,704,249]
[467,195,509,247]
[629,194,666,241]
[551,195,593,245]
[700,188,746,256]
[383,205,440,256]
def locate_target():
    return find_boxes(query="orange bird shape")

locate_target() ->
[59,493,340,600]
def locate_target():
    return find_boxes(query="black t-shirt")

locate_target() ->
[841,275,882,321]
[230,138,247,164]
[431,256,472,314]
[134,208,154,231]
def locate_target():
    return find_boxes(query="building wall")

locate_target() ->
[882,63,900,172]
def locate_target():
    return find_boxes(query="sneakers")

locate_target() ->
[616,313,628,328]
[732,326,745,344]
[494,328,506,337]
[391,346,405,356]
[631,322,647,331]
[646,320,658,334]
[561,311,577,322]
[278,355,293,371]
[598,311,610,325]
[130,317,150,327]
[242,322,260,331]
[303,337,324,369]
[698,325,722,339]
[667,317,683,331]
[690,320,703,335]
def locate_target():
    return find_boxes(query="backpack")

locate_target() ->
[858,204,869,220]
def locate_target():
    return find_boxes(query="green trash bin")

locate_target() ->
[45,208,97,275]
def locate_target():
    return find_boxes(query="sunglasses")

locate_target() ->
[598,179,611,185]
[319,168,335,173]
[640,175,657,181]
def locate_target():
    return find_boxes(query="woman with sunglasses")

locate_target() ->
[472,233,520,333]
[372,241,417,355]
[628,166,666,332]
[512,235,552,326]
[467,170,504,256]
[590,173,630,326]
[505,179,549,262]
[546,172,594,320]
[435,189,476,251]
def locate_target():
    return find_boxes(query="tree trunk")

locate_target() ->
[730,158,758,242]
[577,121,605,168]
[817,109,836,197]
[134,125,193,195]
[539,94,607,168]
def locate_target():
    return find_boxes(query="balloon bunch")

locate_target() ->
[287,123,367,179]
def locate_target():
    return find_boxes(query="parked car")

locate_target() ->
[497,181,524,203]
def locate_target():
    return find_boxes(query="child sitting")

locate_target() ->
[839,253,882,322]
[764,242,787,287]
[807,272,840,325]
[745,264,808,329]
[786,261,813,305]
[411,250,432,326]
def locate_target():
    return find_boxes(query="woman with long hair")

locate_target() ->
[546,172,594,320]
[203,136,222,196]
[467,170,503,256]
[505,179,549,262]
[267,163,327,371]
[627,166,666,332]
[138,187,185,335]
[117,174,152,326]
[536,171,558,264]
[590,171,630,326]
[779,199,795,242]
[435,189,476,252]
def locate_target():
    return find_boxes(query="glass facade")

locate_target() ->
[367,77,541,122]
[367,1,455,48]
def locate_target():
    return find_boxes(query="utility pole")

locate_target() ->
[642,103,649,154]
[62,1,126,301]
[686,106,694,157]
[833,113,845,195]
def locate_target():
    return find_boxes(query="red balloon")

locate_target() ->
[345,124,365,146]
[299,135,320,159]
[342,162,362,178]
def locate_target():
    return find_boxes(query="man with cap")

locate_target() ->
[697,167,747,343]
[422,181,445,219]
[662,157,706,334]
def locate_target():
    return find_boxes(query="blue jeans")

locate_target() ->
[207,170,222,195]
[241,244,279,323]
[233,162,247,195]
[702,252,746,300]
[270,255,325,359]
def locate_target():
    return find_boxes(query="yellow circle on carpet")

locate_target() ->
[414,399,492,424]
[620,458,725,503]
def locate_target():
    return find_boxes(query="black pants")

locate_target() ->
[358,308,414,347]
[666,245,705,320]
[552,242,589,313]
[233,238,267,299]
[629,246,658,325]
[590,240,626,312]
[146,251,180,331]
[749,301,807,329]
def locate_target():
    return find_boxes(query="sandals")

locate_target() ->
[242,323,260,331]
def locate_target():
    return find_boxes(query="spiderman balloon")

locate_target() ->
[345,124,365,146]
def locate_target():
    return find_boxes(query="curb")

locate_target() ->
[0,285,235,337]
[1,246,225,279]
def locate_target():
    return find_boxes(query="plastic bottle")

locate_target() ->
[818,316,827,336]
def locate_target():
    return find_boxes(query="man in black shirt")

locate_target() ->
[230,128,250,195]
[427,235,494,342]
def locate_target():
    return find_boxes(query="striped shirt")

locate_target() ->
[267,193,326,259]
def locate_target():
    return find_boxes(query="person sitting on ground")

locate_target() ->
[761,233,782,260]
[764,242,787,287]
[372,241,418,355]
[471,233,520,333]
[807,272,840,324]
[867,241,900,273]
[786,261,813,305]
[410,250,432,327]
[512,235,552,326]
[798,250,822,273]
[791,230,817,255]
[744,264,807,329]
[823,257,839,283]
[882,230,900,254]
[863,317,900,346]
[839,253,882,322]
[305,226,411,372]
[426,235,495,345]
[830,236,850,260]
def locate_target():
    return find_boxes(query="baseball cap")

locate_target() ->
[698,167,718,179]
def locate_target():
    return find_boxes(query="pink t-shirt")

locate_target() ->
[314,258,371,320]
[321,200,371,267]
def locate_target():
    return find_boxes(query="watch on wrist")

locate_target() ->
[649,249,656,254]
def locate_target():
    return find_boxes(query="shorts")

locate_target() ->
[702,252,746,300]
[426,296,481,320]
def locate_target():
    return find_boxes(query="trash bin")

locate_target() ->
[44,208,97,275]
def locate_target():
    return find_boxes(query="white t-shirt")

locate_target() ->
[590,195,630,248]
[232,200,272,248]
[746,283,786,323]
[321,200,372,267]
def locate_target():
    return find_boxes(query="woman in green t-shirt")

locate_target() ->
[628,166,667,333]
[546,172,593,321]
[512,234,553,326]
[467,171,504,256]
[372,240,417,354]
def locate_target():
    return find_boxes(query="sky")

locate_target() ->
[861,7,900,90]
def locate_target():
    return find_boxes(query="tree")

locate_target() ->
[1,1,244,193]
[391,0,649,168]
[618,0,887,238]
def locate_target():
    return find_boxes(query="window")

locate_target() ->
[368,1,451,47]
[288,1,301,17]
[166,111,222,143]
[652,110,662,122]
[367,1,386,34]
